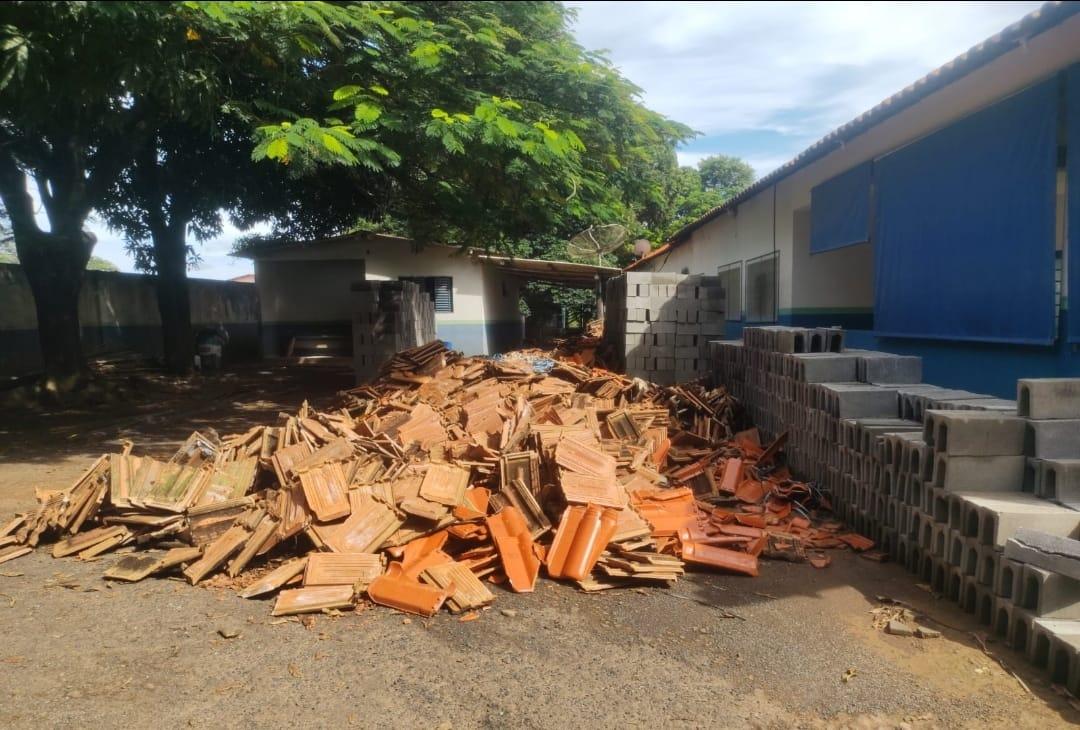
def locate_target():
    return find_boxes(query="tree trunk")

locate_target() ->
[17,232,92,383]
[0,154,94,384]
[152,224,193,375]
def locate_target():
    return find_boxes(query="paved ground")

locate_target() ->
[0,365,1077,728]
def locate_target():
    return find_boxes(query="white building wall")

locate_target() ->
[251,236,522,355]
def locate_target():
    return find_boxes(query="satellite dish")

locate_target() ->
[566,224,627,265]
[633,239,652,258]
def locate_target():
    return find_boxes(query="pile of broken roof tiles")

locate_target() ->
[0,342,874,618]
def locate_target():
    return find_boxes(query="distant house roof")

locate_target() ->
[236,231,618,288]
[230,273,255,283]
[628,0,1080,271]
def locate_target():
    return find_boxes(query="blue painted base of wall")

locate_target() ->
[1,323,261,376]
[718,312,1080,399]
[436,321,522,356]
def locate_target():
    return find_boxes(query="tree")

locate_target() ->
[697,154,755,199]
[0,1,424,378]
[98,2,423,373]
[1,1,705,383]
[253,2,695,252]
[0,3,142,384]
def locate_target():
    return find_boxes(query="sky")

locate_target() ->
[54,1,1044,280]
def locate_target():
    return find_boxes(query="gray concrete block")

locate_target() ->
[924,410,1026,456]
[932,454,1024,492]
[856,352,923,385]
[1028,618,1080,681]
[997,557,1024,599]
[817,383,899,419]
[675,334,696,347]
[674,346,699,359]
[649,322,676,334]
[959,492,1080,549]
[625,321,650,334]
[791,353,859,383]
[1004,528,1080,582]
[1045,627,1080,694]
[896,384,951,421]
[935,398,1018,414]
[977,544,999,587]
[1039,459,1080,504]
[1025,419,1080,459]
[1017,563,1080,619]
[1018,378,1080,419]
[675,322,701,334]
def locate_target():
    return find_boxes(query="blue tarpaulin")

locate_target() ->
[873,79,1058,344]
[1068,65,1080,342]
[810,161,873,254]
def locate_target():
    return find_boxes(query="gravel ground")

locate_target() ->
[0,365,1077,728]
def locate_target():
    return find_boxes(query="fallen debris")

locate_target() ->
[2,341,869,619]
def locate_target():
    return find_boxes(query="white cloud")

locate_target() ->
[570,1,1044,173]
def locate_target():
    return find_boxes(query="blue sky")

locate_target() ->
[72,1,1043,279]
[568,0,1043,172]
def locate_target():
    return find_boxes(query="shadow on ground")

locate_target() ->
[0,363,1076,727]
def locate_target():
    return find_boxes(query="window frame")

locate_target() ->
[717,260,743,322]
[744,251,778,324]
[399,275,454,313]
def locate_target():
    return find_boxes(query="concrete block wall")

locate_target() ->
[351,280,436,382]
[603,272,724,384]
[712,328,1080,696]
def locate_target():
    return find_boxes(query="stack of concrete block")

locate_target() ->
[1022,379,1080,509]
[710,329,1080,694]
[351,280,436,383]
[999,529,1080,694]
[884,380,1080,697]
[602,272,724,384]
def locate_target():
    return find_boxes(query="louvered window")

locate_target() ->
[400,276,454,313]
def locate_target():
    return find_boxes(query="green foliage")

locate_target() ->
[641,154,756,243]
[244,2,695,253]
[0,0,755,348]
[86,256,118,271]
[697,154,755,199]
[0,233,15,264]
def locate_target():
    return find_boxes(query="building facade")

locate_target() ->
[630,3,1080,397]
[248,234,524,357]
[245,233,618,358]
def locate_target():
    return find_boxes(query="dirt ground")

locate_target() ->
[1,364,1078,728]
